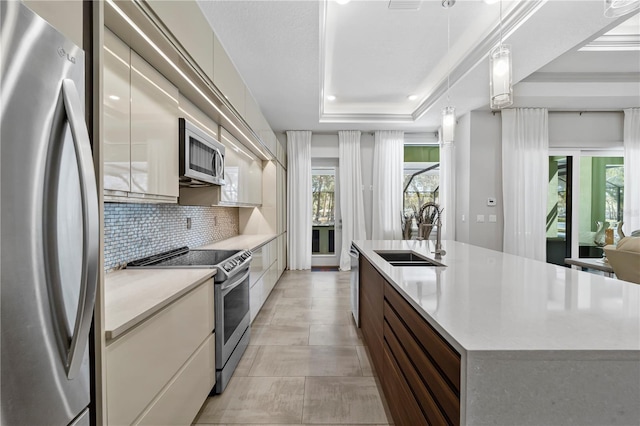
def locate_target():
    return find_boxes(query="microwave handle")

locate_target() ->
[211,149,218,176]
[217,151,224,178]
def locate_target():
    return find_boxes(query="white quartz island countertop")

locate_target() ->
[353,239,640,425]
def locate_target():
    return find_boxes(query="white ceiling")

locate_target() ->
[197,0,640,133]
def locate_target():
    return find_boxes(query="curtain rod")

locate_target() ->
[492,110,623,116]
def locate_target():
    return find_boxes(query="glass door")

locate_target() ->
[547,150,624,264]
[547,156,572,265]
[578,155,624,258]
[311,160,341,267]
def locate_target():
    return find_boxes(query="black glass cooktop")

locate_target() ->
[128,247,240,268]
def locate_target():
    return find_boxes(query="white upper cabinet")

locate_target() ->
[146,0,214,80]
[178,94,219,140]
[244,91,262,138]
[213,35,245,116]
[220,128,262,206]
[103,29,131,193]
[103,28,179,202]
[130,51,179,198]
[276,163,286,234]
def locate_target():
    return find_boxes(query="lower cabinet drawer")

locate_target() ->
[250,277,264,322]
[382,343,428,426]
[384,282,461,391]
[106,281,214,425]
[137,333,216,425]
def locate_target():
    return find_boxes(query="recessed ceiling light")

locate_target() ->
[483,0,499,4]
[109,95,120,101]
[408,95,418,101]
[336,0,351,5]
[327,95,336,101]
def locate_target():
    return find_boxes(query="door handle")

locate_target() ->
[61,79,99,379]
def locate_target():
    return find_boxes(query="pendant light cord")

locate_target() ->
[446,6,450,104]
[499,0,503,49]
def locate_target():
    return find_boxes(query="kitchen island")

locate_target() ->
[353,239,640,426]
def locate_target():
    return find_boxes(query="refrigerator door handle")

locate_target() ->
[60,79,99,380]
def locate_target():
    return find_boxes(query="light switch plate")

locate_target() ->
[489,214,497,223]
[477,214,485,223]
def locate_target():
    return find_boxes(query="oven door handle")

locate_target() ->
[221,268,250,294]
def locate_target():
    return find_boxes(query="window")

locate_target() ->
[402,145,440,239]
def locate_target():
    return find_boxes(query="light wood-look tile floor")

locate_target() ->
[193,270,392,425]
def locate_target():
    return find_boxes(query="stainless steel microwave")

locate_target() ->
[179,118,225,186]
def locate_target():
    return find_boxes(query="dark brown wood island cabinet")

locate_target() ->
[359,256,461,426]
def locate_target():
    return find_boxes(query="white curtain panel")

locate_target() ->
[439,139,456,240]
[372,130,404,240]
[286,130,312,270]
[501,108,549,261]
[338,131,367,271]
[623,108,640,234]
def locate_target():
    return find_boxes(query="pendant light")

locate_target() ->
[441,0,455,144]
[604,0,640,17]
[489,0,513,109]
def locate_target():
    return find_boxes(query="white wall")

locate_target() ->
[549,112,623,148]
[456,113,471,244]
[468,112,503,252]
[454,111,503,251]
[310,134,338,158]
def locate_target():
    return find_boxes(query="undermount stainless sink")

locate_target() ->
[374,250,445,267]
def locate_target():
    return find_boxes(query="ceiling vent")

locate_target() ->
[388,0,422,10]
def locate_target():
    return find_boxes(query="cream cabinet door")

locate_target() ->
[103,29,131,193]
[276,163,287,234]
[213,35,245,116]
[247,158,263,205]
[278,233,286,274]
[221,145,240,204]
[106,281,214,425]
[219,128,261,206]
[219,128,241,204]
[130,51,179,197]
[178,94,219,140]
[146,0,214,80]
[244,92,262,138]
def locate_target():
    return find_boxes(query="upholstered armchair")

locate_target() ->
[604,237,640,284]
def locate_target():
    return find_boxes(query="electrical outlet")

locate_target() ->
[476,214,485,223]
[489,214,497,223]
[186,217,192,229]
[487,197,496,206]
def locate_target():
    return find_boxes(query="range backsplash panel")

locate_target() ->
[104,203,239,271]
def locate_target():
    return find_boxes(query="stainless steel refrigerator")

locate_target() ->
[1,2,99,425]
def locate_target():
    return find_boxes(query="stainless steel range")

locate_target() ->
[128,246,251,393]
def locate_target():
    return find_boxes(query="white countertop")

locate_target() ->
[353,239,640,352]
[197,234,278,251]
[104,268,215,340]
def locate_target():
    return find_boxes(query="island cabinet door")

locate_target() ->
[359,257,384,374]
[383,282,461,426]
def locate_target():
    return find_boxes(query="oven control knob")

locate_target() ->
[224,262,233,271]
